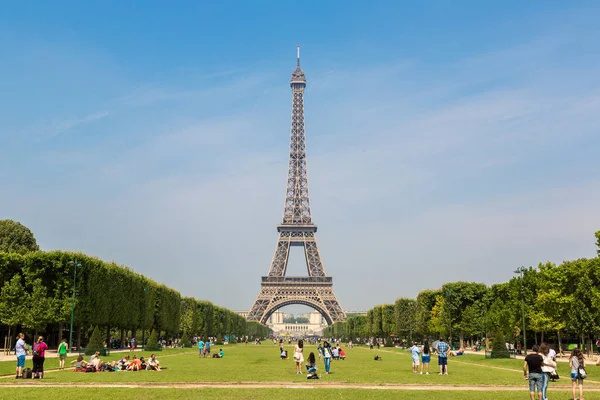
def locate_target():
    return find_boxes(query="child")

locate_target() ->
[305,352,319,379]
[339,348,346,360]
[280,349,288,360]
[71,355,87,371]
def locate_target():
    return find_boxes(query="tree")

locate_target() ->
[459,301,486,340]
[428,295,448,337]
[595,231,600,256]
[0,274,27,328]
[394,298,416,339]
[414,290,439,338]
[0,220,39,254]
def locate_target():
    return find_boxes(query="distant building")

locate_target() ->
[237,310,328,336]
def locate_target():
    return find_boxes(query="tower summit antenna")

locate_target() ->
[297,45,300,67]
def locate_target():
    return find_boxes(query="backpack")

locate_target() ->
[578,365,587,379]
[23,368,33,379]
[32,343,39,357]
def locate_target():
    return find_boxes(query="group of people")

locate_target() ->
[408,338,452,375]
[283,339,345,377]
[71,352,161,372]
[197,339,225,358]
[13,332,165,379]
[523,343,594,400]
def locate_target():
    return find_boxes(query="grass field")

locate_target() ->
[1,343,599,399]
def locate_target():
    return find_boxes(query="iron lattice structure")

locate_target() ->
[247,48,346,325]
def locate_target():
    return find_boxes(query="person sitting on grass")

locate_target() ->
[374,355,382,361]
[147,354,161,371]
[89,351,101,364]
[118,355,130,369]
[449,347,465,356]
[213,349,224,358]
[339,348,346,360]
[71,355,87,371]
[89,354,102,371]
[280,349,288,360]
[331,346,339,360]
[127,355,142,371]
[305,352,319,379]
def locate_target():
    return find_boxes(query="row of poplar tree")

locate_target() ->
[325,231,600,351]
[0,250,268,348]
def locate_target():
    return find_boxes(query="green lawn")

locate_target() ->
[1,343,599,399]
[0,388,592,400]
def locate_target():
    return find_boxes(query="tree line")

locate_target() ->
[325,231,600,352]
[0,245,268,348]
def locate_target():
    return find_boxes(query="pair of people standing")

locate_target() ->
[15,334,48,379]
[409,340,432,374]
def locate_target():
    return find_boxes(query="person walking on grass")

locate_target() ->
[294,339,305,374]
[15,333,27,379]
[436,337,449,375]
[421,339,431,375]
[409,341,420,374]
[198,338,204,358]
[204,339,211,358]
[524,344,544,400]
[58,338,68,370]
[570,348,586,400]
[321,340,332,375]
[539,343,557,400]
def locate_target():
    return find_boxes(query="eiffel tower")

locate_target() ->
[247,47,346,325]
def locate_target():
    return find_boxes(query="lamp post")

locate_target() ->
[445,290,453,348]
[68,259,82,353]
[142,287,149,350]
[514,266,527,356]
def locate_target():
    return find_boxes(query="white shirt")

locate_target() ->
[15,338,26,357]
[548,349,556,359]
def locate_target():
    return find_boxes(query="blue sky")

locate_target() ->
[1,1,599,313]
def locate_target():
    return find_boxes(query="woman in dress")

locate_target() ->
[294,339,304,374]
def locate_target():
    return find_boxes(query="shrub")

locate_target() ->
[491,331,511,359]
[145,329,161,351]
[85,325,105,355]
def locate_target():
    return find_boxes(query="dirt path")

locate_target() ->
[1,381,600,391]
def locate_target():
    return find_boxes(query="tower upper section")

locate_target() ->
[282,46,312,225]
